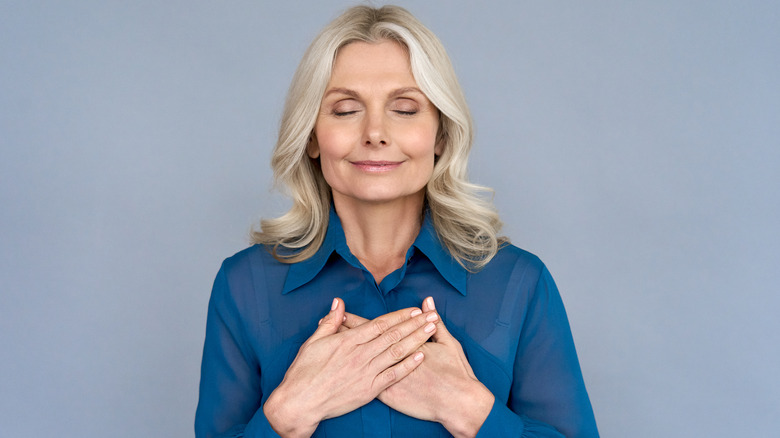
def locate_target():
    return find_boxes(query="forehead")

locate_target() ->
[328,40,416,87]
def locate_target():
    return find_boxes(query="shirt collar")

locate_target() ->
[282,207,345,294]
[411,214,468,296]
[282,206,468,296]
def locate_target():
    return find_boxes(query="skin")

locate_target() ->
[263,299,438,437]
[342,297,495,438]
[308,39,442,283]
[264,40,494,437]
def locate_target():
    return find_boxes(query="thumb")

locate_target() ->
[422,296,453,343]
[311,297,345,341]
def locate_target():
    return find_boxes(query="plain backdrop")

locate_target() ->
[2,1,778,436]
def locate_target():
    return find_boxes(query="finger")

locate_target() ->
[429,316,453,343]
[421,297,476,376]
[342,311,370,329]
[422,296,435,313]
[368,311,438,369]
[422,296,454,343]
[309,298,345,342]
[373,350,425,393]
[348,307,423,343]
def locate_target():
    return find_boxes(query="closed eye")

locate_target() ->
[391,97,419,116]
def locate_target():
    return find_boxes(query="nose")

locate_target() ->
[363,110,388,147]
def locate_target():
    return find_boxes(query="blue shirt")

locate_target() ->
[196,209,599,437]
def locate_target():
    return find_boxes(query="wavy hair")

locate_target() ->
[251,5,506,271]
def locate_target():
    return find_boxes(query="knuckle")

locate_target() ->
[383,368,397,384]
[397,357,412,374]
[388,343,405,361]
[384,328,403,344]
[372,319,390,336]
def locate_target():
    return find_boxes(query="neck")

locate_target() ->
[333,193,424,284]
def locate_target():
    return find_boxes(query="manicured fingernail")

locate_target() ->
[425,312,438,322]
[410,309,422,317]
[414,352,424,361]
[424,322,436,333]
[427,297,436,310]
[331,298,338,311]
[318,318,323,325]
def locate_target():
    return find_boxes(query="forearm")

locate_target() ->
[263,384,320,438]
[438,380,495,438]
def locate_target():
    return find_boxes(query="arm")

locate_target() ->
[195,265,281,438]
[261,299,435,437]
[344,297,569,437]
[195,265,438,437]
[495,265,599,438]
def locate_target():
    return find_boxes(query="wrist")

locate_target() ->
[264,387,319,438]
[440,381,494,438]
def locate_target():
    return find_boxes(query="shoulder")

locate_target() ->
[211,245,290,318]
[477,242,547,284]
[221,244,279,271]
[464,243,560,317]
[496,242,544,267]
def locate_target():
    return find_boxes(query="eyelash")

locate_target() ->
[331,109,418,117]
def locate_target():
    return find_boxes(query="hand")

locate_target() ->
[263,298,439,438]
[341,297,495,438]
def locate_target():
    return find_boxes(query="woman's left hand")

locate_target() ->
[341,297,494,438]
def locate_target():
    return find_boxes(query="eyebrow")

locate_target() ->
[322,87,424,99]
[323,88,359,98]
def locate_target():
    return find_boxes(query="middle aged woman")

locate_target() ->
[195,5,599,438]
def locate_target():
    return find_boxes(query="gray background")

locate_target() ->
[2,1,778,436]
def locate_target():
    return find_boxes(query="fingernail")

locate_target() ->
[427,297,436,310]
[331,298,338,311]
[318,318,323,325]
[424,322,436,333]
[342,315,346,322]
[410,309,422,317]
[414,352,424,361]
[425,312,438,322]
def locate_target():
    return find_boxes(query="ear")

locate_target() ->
[434,136,445,157]
[306,133,320,159]
[434,125,445,157]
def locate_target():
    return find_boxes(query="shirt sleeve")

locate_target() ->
[486,264,599,438]
[195,264,282,438]
[475,397,565,437]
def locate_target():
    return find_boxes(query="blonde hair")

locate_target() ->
[252,5,506,271]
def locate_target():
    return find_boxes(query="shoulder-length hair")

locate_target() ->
[251,5,506,271]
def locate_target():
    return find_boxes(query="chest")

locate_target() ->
[245,255,527,435]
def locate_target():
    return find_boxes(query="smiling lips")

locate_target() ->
[350,161,403,172]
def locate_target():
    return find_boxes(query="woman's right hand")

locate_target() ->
[262,297,438,438]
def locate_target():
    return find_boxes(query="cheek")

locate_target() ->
[313,129,347,186]
[400,128,439,158]
[314,125,355,159]
[402,114,439,155]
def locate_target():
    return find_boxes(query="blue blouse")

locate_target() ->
[195,209,599,437]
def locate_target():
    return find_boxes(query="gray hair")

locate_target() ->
[252,5,505,270]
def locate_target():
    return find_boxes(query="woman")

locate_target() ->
[196,5,598,438]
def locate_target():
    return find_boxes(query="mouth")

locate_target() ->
[350,161,403,172]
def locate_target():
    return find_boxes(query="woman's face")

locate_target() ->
[310,40,441,208]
